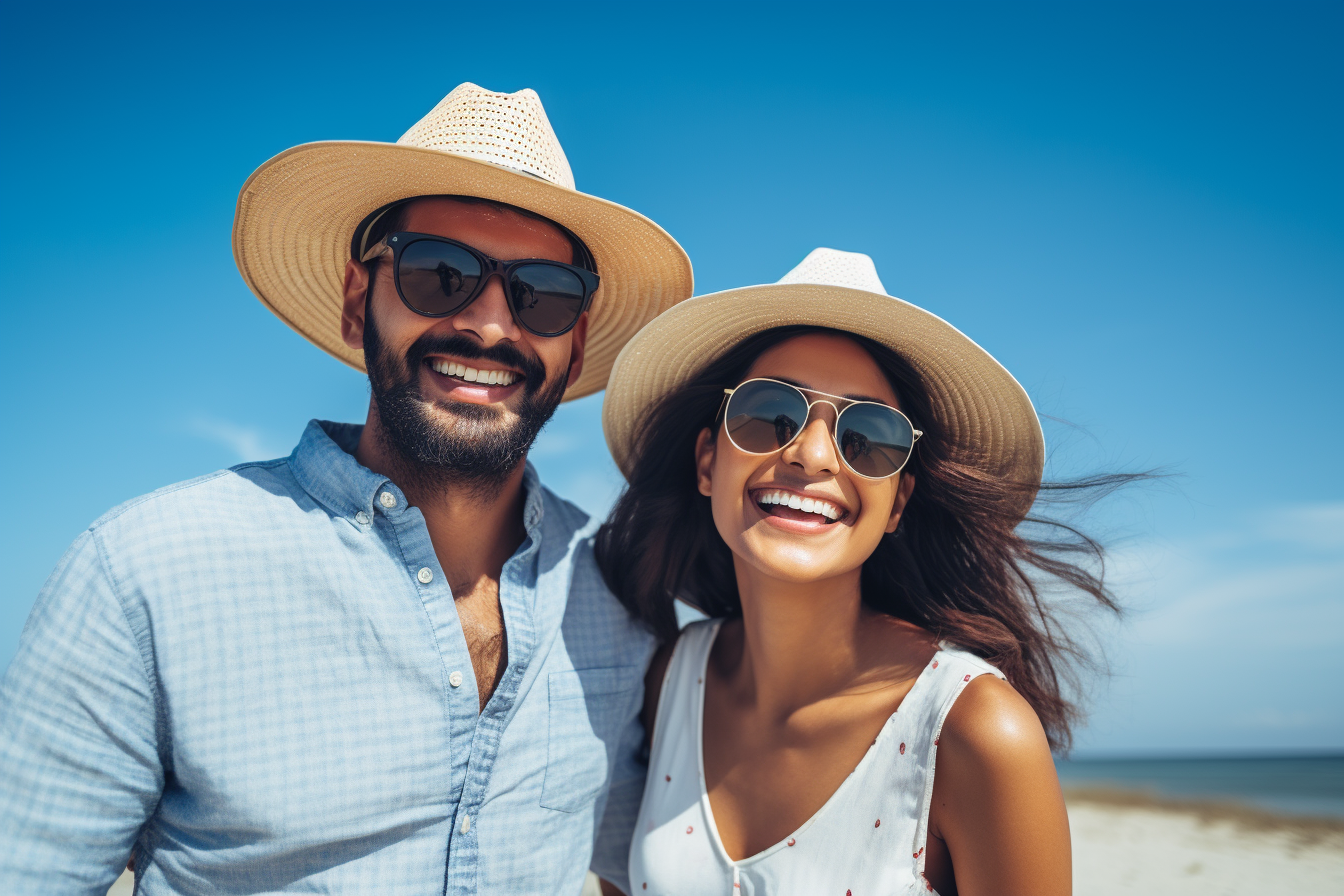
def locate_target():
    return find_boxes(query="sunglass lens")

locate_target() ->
[725,380,809,453]
[509,264,587,335]
[836,404,915,477]
[397,240,482,315]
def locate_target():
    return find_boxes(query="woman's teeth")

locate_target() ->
[757,490,842,521]
[430,360,516,386]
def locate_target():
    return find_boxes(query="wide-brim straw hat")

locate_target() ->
[233,82,694,400]
[603,248,1046,518]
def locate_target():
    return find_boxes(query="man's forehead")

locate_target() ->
[400,197,564,237]
[399,197,573,263]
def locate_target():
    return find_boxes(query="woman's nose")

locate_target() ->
[783,412,841,476]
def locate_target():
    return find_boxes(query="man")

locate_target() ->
[0,83,692,895]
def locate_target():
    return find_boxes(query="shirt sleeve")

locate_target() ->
[588,673,649,894]
[0,529,164,896]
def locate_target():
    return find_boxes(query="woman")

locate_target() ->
[597,248,1124,895]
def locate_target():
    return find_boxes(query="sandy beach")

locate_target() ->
[1064,789,1344,894]
[107,792,1344,895]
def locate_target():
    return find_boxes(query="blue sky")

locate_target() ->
[1,1,1339,755]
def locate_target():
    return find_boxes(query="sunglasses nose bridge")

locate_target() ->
[804,397,842,429]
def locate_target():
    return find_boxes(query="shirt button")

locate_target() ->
[449,670,464,688]
[379,491,397,509]
[459,814,472,834]
[417,567,433,584]
[355,511,370,525]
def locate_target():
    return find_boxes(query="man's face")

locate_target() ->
[340,197,588,485]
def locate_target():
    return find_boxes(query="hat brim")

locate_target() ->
[233,141,693,400]
[602,284,1045,518]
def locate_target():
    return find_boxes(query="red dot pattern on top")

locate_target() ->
[629,625,1007,894]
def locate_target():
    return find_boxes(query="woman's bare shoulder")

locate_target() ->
[926,675,1071,895]
[930,672,1062,832]
[940,673,1052,766]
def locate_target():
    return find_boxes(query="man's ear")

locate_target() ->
[694,427,716,497]
[341,259,370,351]
[885,473,917,534]
[564,312,590,389]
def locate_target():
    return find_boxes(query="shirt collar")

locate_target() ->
[288,419,546,535]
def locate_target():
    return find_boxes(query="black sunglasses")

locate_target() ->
[720,378,922,479]
[361,232,600,337]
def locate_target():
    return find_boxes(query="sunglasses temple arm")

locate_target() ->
[359,237,390,264]
[715,389,733,425]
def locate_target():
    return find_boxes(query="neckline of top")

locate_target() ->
[692,618,945,868]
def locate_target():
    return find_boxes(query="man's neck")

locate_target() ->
[353,406,530,595]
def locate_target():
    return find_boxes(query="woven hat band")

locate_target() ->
[396,83,576,190]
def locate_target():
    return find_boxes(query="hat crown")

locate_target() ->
[396,82,576,190]
[776,247,888,295]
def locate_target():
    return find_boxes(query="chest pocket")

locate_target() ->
[540,666,639,812]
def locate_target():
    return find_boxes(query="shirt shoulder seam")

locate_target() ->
[88,526,172,779]
[89,462,290,530]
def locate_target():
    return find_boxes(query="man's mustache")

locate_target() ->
[403,333,547,392]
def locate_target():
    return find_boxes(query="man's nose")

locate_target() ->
[450,273,522,346]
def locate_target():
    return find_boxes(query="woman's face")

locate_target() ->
[696,332,917,586]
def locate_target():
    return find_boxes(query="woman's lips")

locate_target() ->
[750,488,850,533]
[753,488,847,522]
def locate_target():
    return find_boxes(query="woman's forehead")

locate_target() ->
[743,332,900,406]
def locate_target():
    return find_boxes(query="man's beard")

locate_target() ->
[363,305,568,495]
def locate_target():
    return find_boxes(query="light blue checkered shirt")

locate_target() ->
[0,420,654,896]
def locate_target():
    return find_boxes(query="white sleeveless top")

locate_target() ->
[629,619,1007,896]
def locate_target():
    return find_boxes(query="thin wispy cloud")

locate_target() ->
[186,415,289,464]
[1079,502,1344,751]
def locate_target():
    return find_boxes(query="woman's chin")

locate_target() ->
[733,529,871,586]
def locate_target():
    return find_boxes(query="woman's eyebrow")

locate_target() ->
[769,376,890,405]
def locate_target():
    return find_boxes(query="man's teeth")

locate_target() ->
[429,360,516,386]
[757,490,842,521]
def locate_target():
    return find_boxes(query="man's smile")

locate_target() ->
[422,354,526,404]
[427,357,521,386]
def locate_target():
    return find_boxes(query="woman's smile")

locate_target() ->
[748,486,850,532]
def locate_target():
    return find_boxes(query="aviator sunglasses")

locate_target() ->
[361,232,600,337]
[720,378,923,479]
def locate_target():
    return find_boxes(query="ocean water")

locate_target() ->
[1055,754,1344,820]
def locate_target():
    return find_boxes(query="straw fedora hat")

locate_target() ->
[603,248,1046,517]
[233,82,693,400]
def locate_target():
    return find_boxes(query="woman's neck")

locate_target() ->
[728,558,876,719]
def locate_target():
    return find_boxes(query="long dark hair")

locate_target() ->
[596,325,1139,751]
